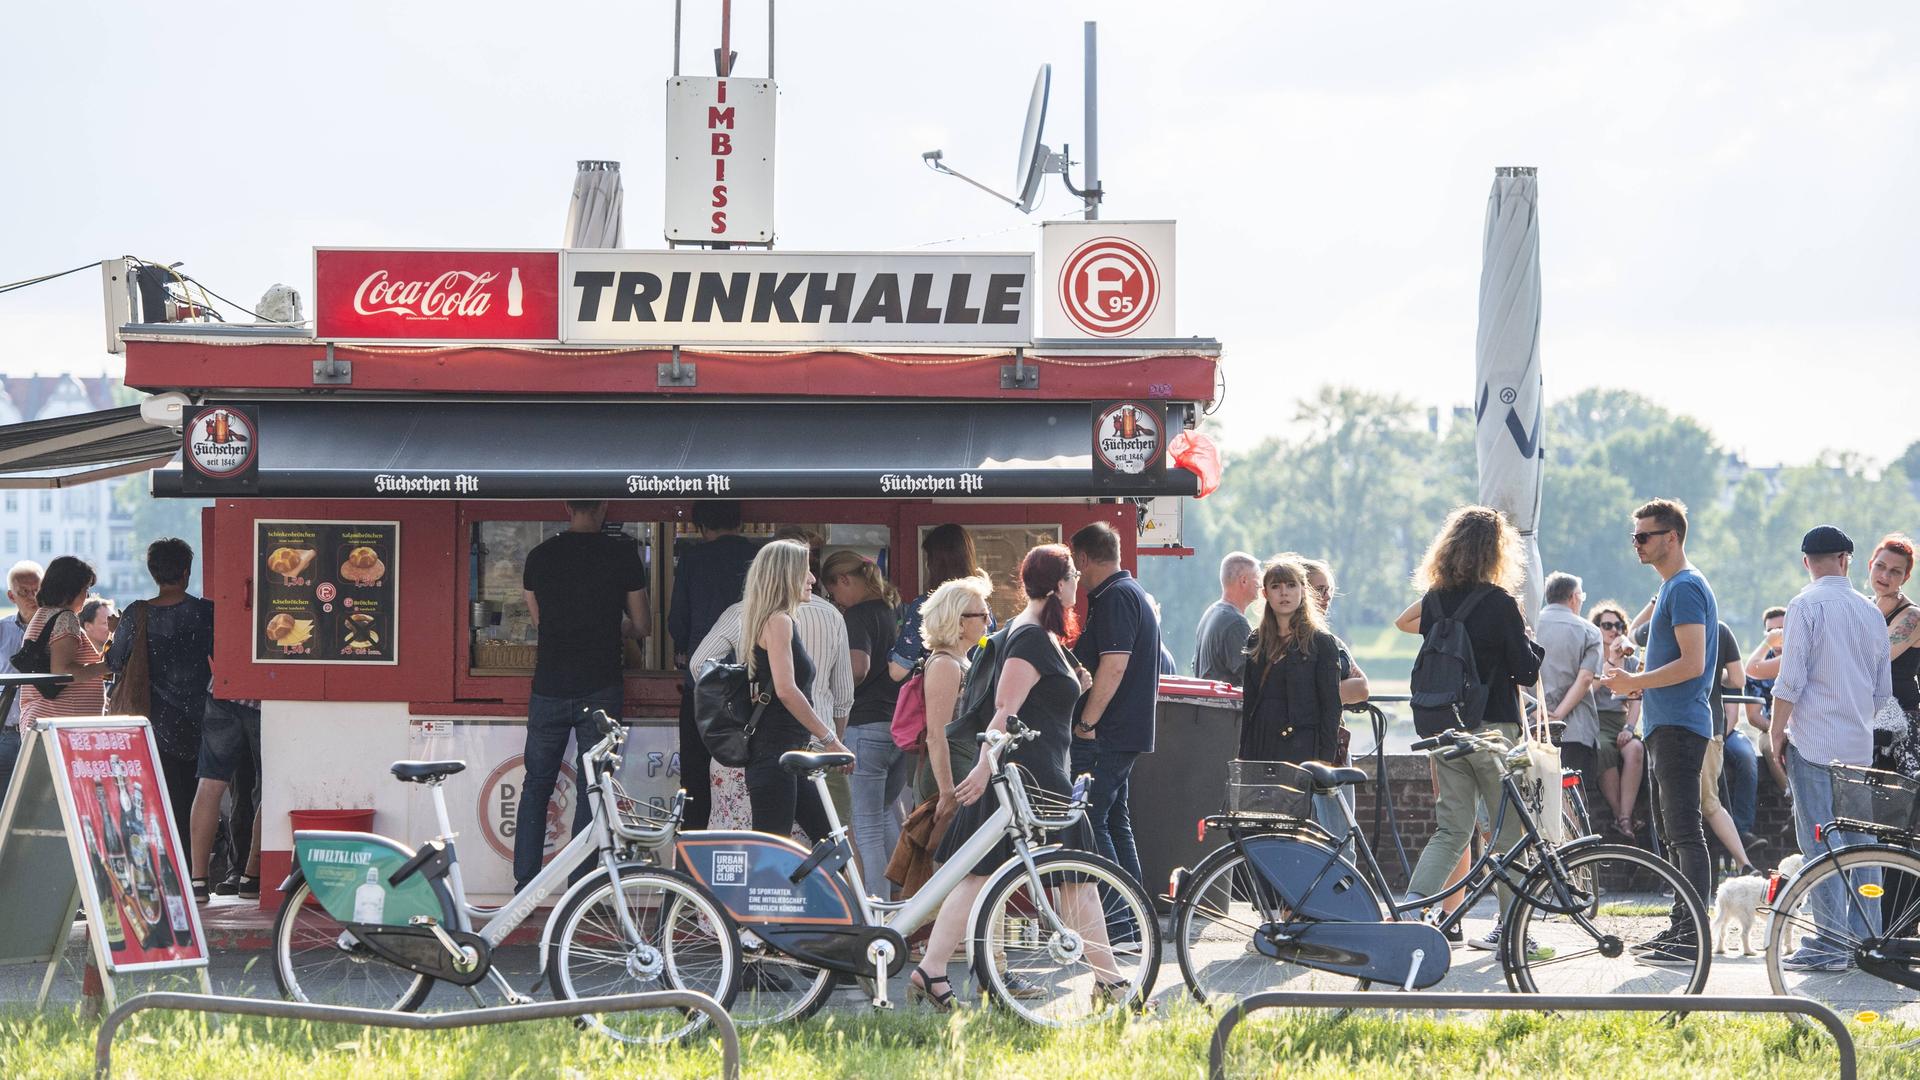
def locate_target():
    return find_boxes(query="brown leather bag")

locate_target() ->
[107,603,151,717]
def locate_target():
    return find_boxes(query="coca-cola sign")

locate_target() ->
[315,249,560,341]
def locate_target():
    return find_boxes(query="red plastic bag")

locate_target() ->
[1169,430,1221,498]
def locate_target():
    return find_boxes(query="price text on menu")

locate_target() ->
[254,519,400,665]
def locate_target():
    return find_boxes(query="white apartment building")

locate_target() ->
[0,376,143,602]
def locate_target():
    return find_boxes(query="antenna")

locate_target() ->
[921,22,1104,219]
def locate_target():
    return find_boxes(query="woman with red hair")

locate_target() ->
[1868,533,1920,776]
[909,543,1113,1009]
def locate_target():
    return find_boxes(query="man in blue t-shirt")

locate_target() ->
[1068,521,1159,901]
[1598,497,1715,963]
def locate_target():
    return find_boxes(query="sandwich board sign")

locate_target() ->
[0,715,208,1008]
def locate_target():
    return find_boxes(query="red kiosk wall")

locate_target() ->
[209,499,457,703]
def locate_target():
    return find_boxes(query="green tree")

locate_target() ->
[113,475,211,597]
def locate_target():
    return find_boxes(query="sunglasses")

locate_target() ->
[1597,621,1625,631]
[1631,528,1673,546]
[962,611,990,618]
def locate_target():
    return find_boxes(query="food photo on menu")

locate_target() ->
[255,521,398,664]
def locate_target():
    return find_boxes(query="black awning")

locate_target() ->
[159,400,1198,500]
[0,405,178,488]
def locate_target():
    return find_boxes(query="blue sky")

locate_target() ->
[3,1,1916,466]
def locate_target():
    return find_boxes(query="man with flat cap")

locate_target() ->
[1770,524,1893,970]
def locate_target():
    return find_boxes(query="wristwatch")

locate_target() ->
[1074,720,1096,734]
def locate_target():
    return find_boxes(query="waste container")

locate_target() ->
[1133,677,1241,911]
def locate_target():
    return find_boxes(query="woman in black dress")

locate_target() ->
[741,539,852,838]
[910,544,1118,1009]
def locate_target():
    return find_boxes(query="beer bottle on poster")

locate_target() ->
[353,866,386,925]
[79,820,127,949]
[93,778,125,862]
[150,811,192,937]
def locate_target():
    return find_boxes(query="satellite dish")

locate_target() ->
[1013,64,1052,213]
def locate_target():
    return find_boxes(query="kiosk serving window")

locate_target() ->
[468,520,664,676]
[921,524,1060,622]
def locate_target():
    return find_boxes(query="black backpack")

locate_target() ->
[691,651,769,767]
[1409,585,1496,737]
[9,615,63,697]
[947,625,1037,742]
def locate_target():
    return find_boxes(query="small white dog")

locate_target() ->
[1710,854,1805,956]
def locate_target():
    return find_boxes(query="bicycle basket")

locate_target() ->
[1828,763,1920,832]
[1225,759,1316,820]
[607,776,680,842]
[1008,764,1085,828]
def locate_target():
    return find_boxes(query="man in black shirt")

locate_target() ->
[667,500,759,829]
[516,500,649,891]
[1068,521,1160,898]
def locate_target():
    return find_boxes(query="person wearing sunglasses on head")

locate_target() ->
[1587,600,1647,840]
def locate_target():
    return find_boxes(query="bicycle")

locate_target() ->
[652,719,1160,1028]
[1169,727,1711,1007]
[1762,762,1920,1034]
[272,711,741,1044]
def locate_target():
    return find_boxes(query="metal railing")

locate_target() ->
[95,991,741,1080]
[1208,991,1856,1080]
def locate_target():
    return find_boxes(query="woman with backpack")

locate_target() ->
[911,544,1107,1010]
[821,549,909,901]
[19,556,110,726]
[741,540,853,838]
[1394,506,1544,953]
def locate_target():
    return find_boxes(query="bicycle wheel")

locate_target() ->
[1503,841,1709,996]
[1763,844,1920,1030]
[1174,845,1370,1007]
[272,878,433,1011]
[548,867,741,1044]
[972,849,1160,1026]
[729,930,839,1027]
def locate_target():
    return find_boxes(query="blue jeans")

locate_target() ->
[515,687,622,891]
[1070,740,1142,886]
[0,726,20,809]
[1723,728,1759,839]
[1786,744,1878,958]
[848,723,912,900]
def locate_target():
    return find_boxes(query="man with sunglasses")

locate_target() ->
[1599,498,1717,965]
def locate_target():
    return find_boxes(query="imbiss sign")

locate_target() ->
[563,251,1033,346]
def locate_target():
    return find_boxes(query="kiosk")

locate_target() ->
[125,238,1221,903]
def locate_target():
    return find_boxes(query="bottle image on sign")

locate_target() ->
[507,267,523,318]
[151,812,192,936]
[81,820,127,948]
[353,865,386,924]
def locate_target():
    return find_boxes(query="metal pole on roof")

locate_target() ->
[1083,21,1100,220]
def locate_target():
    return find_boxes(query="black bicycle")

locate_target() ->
[1169,727,1711,1005]
[1762,763,1920,1038]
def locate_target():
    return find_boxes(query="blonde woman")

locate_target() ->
[1587,599,1647,837]
[1393,506,1543,952]
[821,549,909,898]
[919,575,995,840]
[743,540,852,838]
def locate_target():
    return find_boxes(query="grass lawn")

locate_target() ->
[7,998,1909,1079]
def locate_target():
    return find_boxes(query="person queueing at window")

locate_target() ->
[515,500,649,893]
[821,549,909,900]
[669,500,758,831]
[739,540,853,838]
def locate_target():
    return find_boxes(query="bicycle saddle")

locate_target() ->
[779,750,854,773]
[390,760,468,783]
[1299,761,1368,790]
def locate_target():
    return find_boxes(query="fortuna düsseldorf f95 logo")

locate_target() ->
[1094,402,1163,475]
[186,407,255,479]
[1059,236,1160,337]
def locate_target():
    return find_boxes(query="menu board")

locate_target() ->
[45,719,208,971]
[255,520,399,664]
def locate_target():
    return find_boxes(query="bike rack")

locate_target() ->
[95,991,741,1080]
[1208,991,1856,1080]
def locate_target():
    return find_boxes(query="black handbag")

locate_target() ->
[692,651,771,768]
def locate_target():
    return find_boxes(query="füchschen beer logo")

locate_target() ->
[186,407,255,479]
[1094,402,1163,475]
